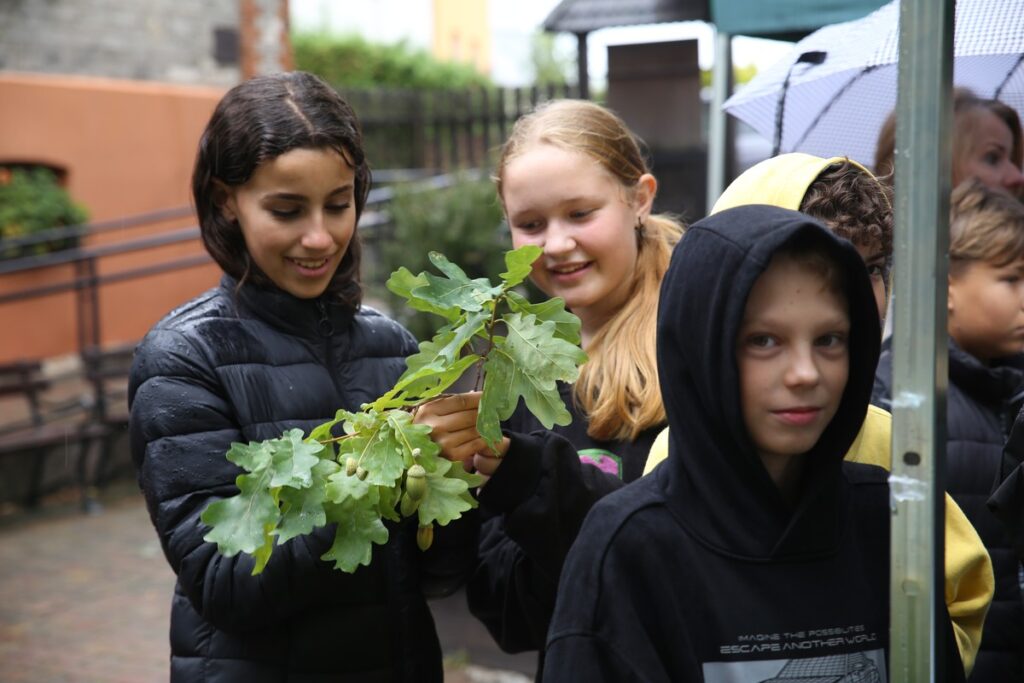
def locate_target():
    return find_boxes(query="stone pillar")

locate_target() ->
[240,0,293,79]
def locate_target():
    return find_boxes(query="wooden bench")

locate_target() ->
[0,360,104,508]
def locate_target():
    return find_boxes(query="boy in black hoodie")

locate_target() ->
[543,204,964,681]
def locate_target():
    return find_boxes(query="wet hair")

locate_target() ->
[799,159,893,278]
[949,178,1024,277]
[770,230,848,300]
[496,99,684,441]
[874,87,1023,186]
[192,70,370,310]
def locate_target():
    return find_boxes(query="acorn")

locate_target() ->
[345,457,358,477]
[400,491,420,517]
[405,464,427,501]
[416,523,434,551]
[355,466,368,481]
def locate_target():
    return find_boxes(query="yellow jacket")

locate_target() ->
[643,405,993,675]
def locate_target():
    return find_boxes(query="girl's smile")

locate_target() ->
[221,146,356,299]
[502,143,653,345]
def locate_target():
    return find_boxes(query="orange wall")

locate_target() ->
[0,73,227,363]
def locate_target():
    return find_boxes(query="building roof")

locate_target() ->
[542,0,709,34]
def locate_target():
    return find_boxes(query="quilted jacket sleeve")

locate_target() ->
[129,326,349,633]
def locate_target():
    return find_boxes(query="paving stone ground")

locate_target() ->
[0,483,533,683]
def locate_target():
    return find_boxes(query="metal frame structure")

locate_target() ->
[889,0,953,679]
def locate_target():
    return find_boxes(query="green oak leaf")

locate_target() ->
[410,251,502,313]
[416,272,499,313]
[386,267,460,321]
[500,244,542,289]
[335,411,405,487]
[427,251,473,281]
[393,354,480,406]
[225,440,274,472]
[416,459,478,526]
[325,468,372,504]
[371,326,483,410]
[268,429,323,488]
[477,313,587,449]
[275,459,339,542]
[437,310,490,360]
[201,471,280,561]
[321,500,390,572]
[504,312,586,386]
[385,410,440,464]
[506,291,582,345]
[447,462,485,494]
[251,521,276,574]
[377,483,402,522]
[307,408,355,445]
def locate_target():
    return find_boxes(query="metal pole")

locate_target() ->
[706,29,731,215]
[576,32,589,100]
[889,0,953,681]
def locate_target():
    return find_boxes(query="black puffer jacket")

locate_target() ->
[129,277,466,683]
[875,339,1024,682]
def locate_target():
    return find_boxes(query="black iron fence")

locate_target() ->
[338,83,582,170]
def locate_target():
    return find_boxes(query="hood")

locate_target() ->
[655,205,881,559]
[711,153,879,215]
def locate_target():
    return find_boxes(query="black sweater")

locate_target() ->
[543,206,965,681]
[129,277,469,683]
[467,378,662,665]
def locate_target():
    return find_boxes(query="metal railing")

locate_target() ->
[0,170,480,356]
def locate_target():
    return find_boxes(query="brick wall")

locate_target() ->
[0,0,240,87]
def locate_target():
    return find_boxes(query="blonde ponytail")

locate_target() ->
[495,99,685,442]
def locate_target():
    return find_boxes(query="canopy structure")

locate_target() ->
[542,0,707,33]
[542,0,707,99]
[542,0,890,54]
[542,0,887,199]
[709,0,889,40]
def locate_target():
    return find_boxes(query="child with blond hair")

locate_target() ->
[545,205,967,681]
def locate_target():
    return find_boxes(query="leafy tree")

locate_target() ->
[293,32,492,90]
[530,31,575,86]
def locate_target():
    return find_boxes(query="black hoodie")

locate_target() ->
[542,206,960,681]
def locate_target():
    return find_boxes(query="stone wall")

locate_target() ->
[0,0,240,87]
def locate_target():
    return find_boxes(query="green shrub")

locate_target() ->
[0,167,88,259]
[376,174,509,340]
[293,33,491,90]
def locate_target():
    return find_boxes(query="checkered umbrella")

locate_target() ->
[723,0,1024,169]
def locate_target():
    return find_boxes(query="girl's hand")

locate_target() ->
[414,392,489,467]
[471,452,504,478]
